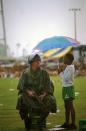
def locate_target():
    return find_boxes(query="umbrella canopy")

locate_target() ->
[33,36,79,59]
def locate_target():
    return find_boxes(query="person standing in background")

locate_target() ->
[58,53,77,130]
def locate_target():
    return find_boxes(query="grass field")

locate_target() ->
[0,76,86,131]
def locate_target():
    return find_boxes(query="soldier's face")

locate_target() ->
[31,60,41,70]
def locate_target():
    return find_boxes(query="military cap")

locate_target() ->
[28,54,41,64]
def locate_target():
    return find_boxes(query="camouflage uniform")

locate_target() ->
[16,54,57,130]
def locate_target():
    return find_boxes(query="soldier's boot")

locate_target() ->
[38,113,48,131]
[24,116,32,130]
[38,121,47,131]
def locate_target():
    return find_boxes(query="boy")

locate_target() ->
[58,53,77,130]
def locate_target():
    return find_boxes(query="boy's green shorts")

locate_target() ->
[62,86,75,100]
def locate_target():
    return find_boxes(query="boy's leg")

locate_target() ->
[68,99,77,129]
[70,99,76,125]
[64,99,71,125]
[60,99,71,128]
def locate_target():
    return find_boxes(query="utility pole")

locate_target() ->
[0,0,7,56]
[69,8,81,40]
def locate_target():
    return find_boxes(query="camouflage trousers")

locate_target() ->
[16,93,57,119]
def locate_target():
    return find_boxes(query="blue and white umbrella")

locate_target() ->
[33,36,79,59]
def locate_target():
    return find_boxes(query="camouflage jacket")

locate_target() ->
[17,67,52,95]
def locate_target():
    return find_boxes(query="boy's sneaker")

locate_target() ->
[68,124,77,130]
[60,123,70,128]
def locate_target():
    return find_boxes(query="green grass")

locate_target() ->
[0,76,86,131]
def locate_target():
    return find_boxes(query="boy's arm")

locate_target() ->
[60,66,73,80]
[57,64,66,74]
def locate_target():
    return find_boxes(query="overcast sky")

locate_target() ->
[0,0,86,57]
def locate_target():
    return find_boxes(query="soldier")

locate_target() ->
[16,54,57,130]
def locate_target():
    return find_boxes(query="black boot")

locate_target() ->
[24,116,32,130]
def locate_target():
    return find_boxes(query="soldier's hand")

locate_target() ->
[27,90,35,97]
[39,92,47,101]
